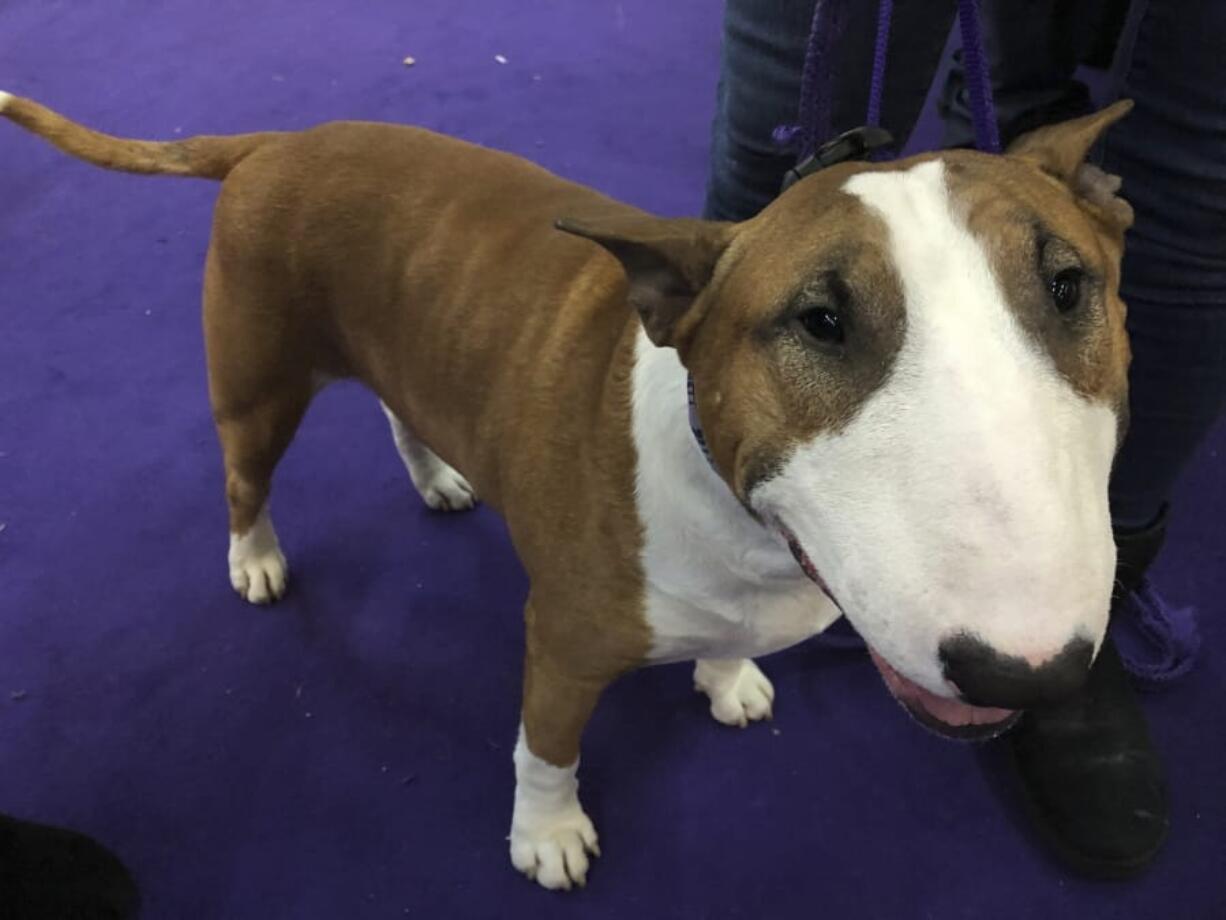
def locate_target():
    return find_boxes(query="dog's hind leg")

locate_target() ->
[694,658,775,727]
[380,402,477,512]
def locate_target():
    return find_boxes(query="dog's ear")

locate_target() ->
[1008,100,1135,234]
[555,215,734,349]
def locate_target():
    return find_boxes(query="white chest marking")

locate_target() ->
[630,331,840,664]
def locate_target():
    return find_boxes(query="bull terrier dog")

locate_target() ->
[2,91,1135,889]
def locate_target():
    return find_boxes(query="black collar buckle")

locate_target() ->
[780,125,895,192]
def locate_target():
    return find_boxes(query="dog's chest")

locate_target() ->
[642,568,839,664]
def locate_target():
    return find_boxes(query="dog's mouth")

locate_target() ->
[778,523,1020,742]
[865,649,1020,741]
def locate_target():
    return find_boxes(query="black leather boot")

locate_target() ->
[1007,510,1170,878]
[0,813,140,919]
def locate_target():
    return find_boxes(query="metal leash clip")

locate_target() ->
[780,125,895,192]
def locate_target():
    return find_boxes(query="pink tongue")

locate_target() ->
[868,649,1015,727]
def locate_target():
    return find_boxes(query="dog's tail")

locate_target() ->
[0,92,282,181]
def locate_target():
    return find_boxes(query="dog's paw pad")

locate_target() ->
[510,811,600,891]
[421,467,477,512]
[695,659,775,728]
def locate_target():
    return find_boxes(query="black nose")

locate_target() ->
[938,634,1095,709]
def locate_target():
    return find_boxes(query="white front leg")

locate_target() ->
[509,727,600,890]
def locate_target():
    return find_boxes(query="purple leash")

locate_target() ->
[777,0,1000,159]
[955,0,1002,153]
[1111,579,1202,687]
[864,0,893,131]
[772,0,847,156]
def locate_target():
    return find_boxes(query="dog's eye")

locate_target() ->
[796,307,844,345]
[1048,268,1084,314]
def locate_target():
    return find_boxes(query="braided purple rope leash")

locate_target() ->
[865,0,893,130]
[1111,578,1202,687]
[778,0,1001,158]
[772,0,849,159]
[956,0,1001,152]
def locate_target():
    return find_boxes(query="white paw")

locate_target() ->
[229,549,287,604]
[510,807,600,890]
[694,658,775,727]
[228,511,287,604]
[381,403,479,512]
[419,465,477,512]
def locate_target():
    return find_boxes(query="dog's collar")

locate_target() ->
[780,125,894,192]
[686,373,717,469]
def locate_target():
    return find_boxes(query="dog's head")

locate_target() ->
[559,103,1135,738]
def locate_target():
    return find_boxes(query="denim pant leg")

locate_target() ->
[1100,0,1226,527]
[703,0,813,221]
[704,0,955,222]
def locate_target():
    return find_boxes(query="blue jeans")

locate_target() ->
[704,0,1226,530]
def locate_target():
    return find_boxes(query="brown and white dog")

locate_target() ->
[2,92,1134,889]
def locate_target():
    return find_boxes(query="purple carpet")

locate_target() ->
[1,2,1223,917]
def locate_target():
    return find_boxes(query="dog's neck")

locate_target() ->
[630,330,800,590]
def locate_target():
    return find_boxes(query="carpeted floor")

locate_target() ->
[1,2,1222,917]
